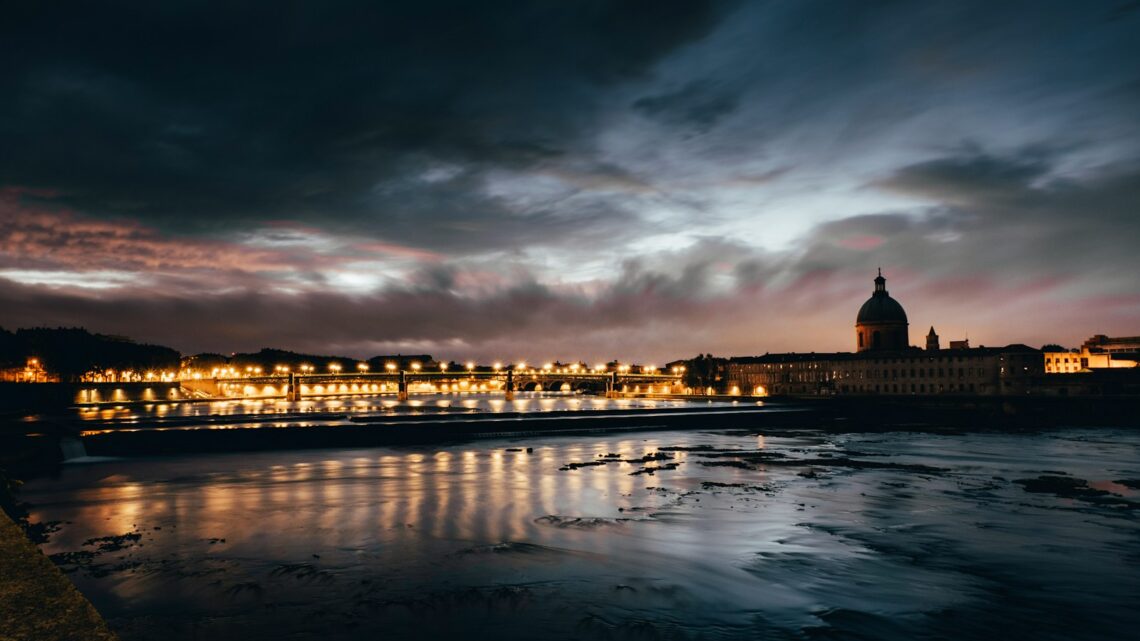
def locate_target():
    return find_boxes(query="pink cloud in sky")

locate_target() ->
[836,234,884,250]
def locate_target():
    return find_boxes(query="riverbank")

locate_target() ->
[0,509,118,641]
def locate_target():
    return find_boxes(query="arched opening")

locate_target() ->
[872,330,881,348]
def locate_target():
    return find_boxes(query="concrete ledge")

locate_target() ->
[0,510,117,641]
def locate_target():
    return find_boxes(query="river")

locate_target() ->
[21,410,1140,640]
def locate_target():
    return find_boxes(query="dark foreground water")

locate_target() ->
[23,425,1140,641]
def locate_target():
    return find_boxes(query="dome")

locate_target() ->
[855,270,909,352]
[856,294,908,324]
[855,270,908,324]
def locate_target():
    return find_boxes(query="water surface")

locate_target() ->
[24,425,1140,640]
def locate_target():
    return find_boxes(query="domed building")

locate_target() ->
[855,269,908,352]
[726,268,1044,397]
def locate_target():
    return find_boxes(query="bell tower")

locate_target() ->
[926,326,940,351]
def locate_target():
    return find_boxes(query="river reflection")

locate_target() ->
[24,427,1140,641]
[75,391,714,424]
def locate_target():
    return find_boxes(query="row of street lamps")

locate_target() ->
[255,362,686,376]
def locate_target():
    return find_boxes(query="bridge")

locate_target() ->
[181,369,685,401]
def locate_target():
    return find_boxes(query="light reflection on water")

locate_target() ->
[76,392,709,423]
[24,427,1140,641]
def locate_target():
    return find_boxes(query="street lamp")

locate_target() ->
[386,362,396,372]
[329,363,342,373]
[411,362,422,372]
[492,362,502,371]
[440,362,448,372]
[466,361,475,371]
[357,363,369,372]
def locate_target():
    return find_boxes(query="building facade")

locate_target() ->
[1044,335,1140,373]
[728,346,1042,396]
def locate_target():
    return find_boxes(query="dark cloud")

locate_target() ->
[0,1,739,249]
[874,148,1055,204]
[632,80,739,131]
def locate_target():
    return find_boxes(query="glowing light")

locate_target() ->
[357,363,369,372]
[411,362,422,371]
[466,361,475,371]
[386,362,396,371]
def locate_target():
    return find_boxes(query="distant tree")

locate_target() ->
[1041,344,1068,352]
[231,347,353,373]
[0,327,19,367]
[12,327,180,381]
[683,354,727,389]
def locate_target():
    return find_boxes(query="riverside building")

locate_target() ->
[727,271,1042,396]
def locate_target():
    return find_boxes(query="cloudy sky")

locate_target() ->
[2,1,1138,362]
